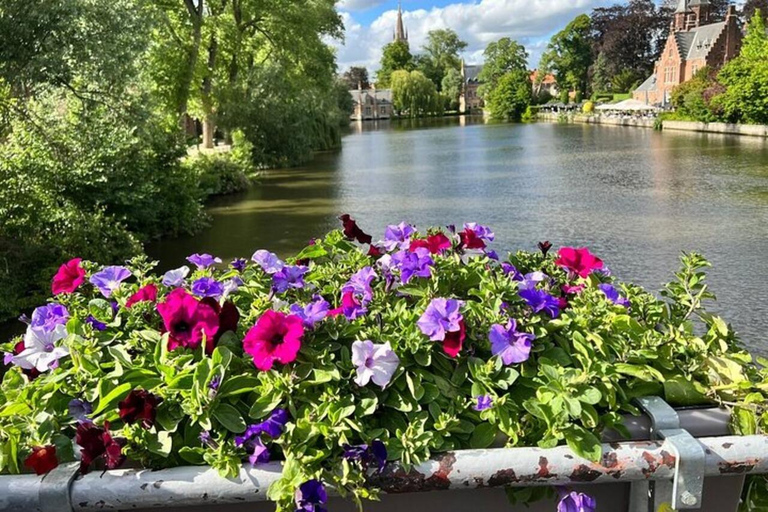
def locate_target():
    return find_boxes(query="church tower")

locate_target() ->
[393,1,408,44]
[674,0,690,31]
[689,0,712,27]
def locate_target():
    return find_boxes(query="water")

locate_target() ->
[148,118,768,355]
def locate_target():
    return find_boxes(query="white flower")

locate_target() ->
[162,266,190,287]
[351,340,400,388]
[12,324,69,373]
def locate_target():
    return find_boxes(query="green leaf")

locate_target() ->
[470,423,497,449]
[0,402,32,417]
[212,403,246,433]
[217,376,260,398]
[615,363,665,382]
[663,376,709,406]
[147,431,173,457]
[178,447,205,465]
[564,425,602,463]
[576,387,602,405]
[92,382,133,416]
[248,393,283,419]
[294,244,328,261]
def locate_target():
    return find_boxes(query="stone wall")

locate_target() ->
[537,113,656,129]
[662,120,768,137]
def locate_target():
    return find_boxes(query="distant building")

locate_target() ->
[393,1,408,44]
[350,86,393,121]
[530,70,559,98]
[634,0,741,105]
[460,61,484,114]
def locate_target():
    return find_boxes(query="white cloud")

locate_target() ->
[333,0,612,76]
[337,0,387,11]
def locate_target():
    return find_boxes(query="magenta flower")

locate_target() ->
[352,340,400,388]
[243,310,304,371]
[125,284,158,308]
[252,250,284,274]
[162,266,190,287]
[464,223,495,242]
[489,319,534,365]
[90,266,132,298]
[289,297,330,329]
[599,283,630,307]
[186,253,222,269]
[557,490,596,512]
[555,247,603,278]
[381,222,416,251]
[30,304,69,332]
[272,265,308,294]
[391,248,434,284]
[156,288,220,352]
[519,288,560,318]
[417,298,463,341]
[340,291,367,320]
[191,277,224,299]
[474,395,493,411]
[51,258,86,295]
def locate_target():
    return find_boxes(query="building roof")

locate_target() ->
[462,64,483,83]
[349,89,392,104]
[675,21,726,60]
[530,70,556,84]
[635,74,657,93]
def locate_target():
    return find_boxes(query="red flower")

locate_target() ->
[126,284,158,308]
[24,445,58,475]
[367,245,383,257]
[13,341,40,380]
[555,247,604,278]
[199,298,240,354]
[442,320,466,358]
[538,241,553,256]
[459,228,486,250]
[157,288,220,352]
[118,389,161,429]
[339,214,372,245]
[243,310,304,371]
[410,233,452,255]
[51,258,86,295]
[75,422,126,474]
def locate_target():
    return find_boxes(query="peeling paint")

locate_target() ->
[569,464,602,482]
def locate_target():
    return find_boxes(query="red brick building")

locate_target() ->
[634,0,741,106]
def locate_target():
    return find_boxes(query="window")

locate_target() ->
[364,107,371,116]
[380,106,387,114]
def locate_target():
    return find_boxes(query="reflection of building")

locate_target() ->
[459,61,484,114]
[634,1,741,105]
[530,70,559,98]
[350,86,393,121]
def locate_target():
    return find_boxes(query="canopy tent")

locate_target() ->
[596,99,659,111]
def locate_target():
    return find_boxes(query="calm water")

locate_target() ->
[148,118,768,354]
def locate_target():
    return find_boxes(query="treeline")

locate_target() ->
[0,0,347,320]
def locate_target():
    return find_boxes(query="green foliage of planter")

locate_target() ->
[1,224,768,511]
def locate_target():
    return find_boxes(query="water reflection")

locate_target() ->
[147,119,768,354]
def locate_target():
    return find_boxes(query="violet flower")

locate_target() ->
[85,315,107,331]
[246,437,270,466]
[230,258,247,272]
[464,222,495,242]
[186,253,222,269]
[351,340,400,388]
[557,490,596,512]
[343,440,388,472]
[208,375,221,399]
[381,222,416,251]
[501,262,522,280]
[519,288,560,318]
[417,298,464,341]
[68,399,93,423]
[191,277,224,299]
[30,304,69,333]
[295,480,328,512]
[272,265,309,294]
[342,267,376,303]
[236,409,289,445]
[199,430,218,449]
[391,248,433,284]
[162,266,190,287]
[252,250,284,274]
[474,395,493,411]
[489,319,534,365]
[290,297,330,329]
[222,277,243,299]
[599,283,630,307]
[516,271,547,290]
[90,266,132,298]
[12,324,69,373]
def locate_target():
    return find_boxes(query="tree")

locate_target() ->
[390,70,443,117]
[484,70,532,120]
[341,67,370,90]
[441,68,463,110]
[376,40,414,87]
[611,70,640,93]
[477,38,528,96]
[743,0,768,22]
[540,14,594,96]
[591,52,612,93]
[419,29,468,89]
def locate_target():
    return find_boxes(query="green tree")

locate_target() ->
[743,0,768,22]
[714,11,768,124]
[441,67,464,110]
[376,40,414,87]
[540,14,594,96]
[341,66,370,89]
[419,28,467,89]
[485,69,532,120]
[390,70,443,117]
[591,52,612,93]
[611,70,640,93]
[477,38,528,98]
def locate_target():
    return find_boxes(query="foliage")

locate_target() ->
[441,68,464,110]
[582,101,595,114]
[485,70,533,121]
[477,38,529,97]
[743,0,768,22]
[376,41,414,88]
[591,52,612,93]
[2,221,768,512]
[611,70,640,94]
[418,29,468,90]
[187,137,256,198]
[670,67,722,122]
[390,70,443,118]
[540,15,594,96]
[342,67,370,90]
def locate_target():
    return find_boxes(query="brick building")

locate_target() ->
[634,0,741,106]
[459,61,484,114]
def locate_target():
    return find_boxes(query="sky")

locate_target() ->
[331,0,619,75]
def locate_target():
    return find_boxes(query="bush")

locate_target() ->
[187,137,255,198]
[2,221,767,511]
[582,101,594,114]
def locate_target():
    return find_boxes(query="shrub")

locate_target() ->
[582,101,594,114]
[187,138,255,199]
[2,221,767,511]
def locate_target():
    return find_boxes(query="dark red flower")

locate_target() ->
[339,214,372,244]
[24,445,58,475]
[410,233,452,255]
[103,430,127,469]
[76,422,126,474]
[367,244,383,257]
[459,228,486,250]
[13,341,40,380]
[126,284,158,308]
[442,320,466,358]
[199,298,240,354]
[51,258,86,295]
[118,389,161,429]
[538,241,553,257]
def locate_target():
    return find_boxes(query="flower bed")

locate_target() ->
[2,217,768,512]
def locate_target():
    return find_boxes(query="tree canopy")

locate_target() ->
[390,70,442,117]
[376,40,414,87]
[540,14,593,96]
[342,67,370,90]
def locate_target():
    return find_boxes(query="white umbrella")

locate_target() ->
[596,99,658,111]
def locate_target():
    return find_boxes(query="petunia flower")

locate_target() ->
[409,233,452,255]
[340,291,366,320]
[90,266,132,298]
[86,315,107,331]
[465,223,495,242]
[555,247,603,278]
[519,288,561,318]
[290,297,330,329]
[351,340,400,388]
[118,389,161,429]
[489,319,534,365]
[538,241,553,256]
[245,437,270,466]
[557,490,596,512]
[599,283,630,307]
[75,422,126,474]
[474,395,493,411]
[24,445,58,475]
[381,222,416,251]
[68,399,93,423]
[12,324,69,373]
[460,223,494,250]
[252,250,285,274]
[339,214,372,245]
[125,284,158,308]
[161,266,190,287]
[501,262,522,280]
[30,303,69,332]
[391,248,434,284]
[221,277,243,299]
[186,253,222,269]
[418,298,466,357]
[295,479,328,512]
[157,288,220,352]
[236,409,289,441]
[516,271,547,290]
[342,267,376,303]
[343,440,388,472]
[562,284,586,295]
[243,311,304,371]
[230,258,247,272]
[443,320,467,358]
[198,298,240,352]
[272,265,309,294]
[191,277,225,299]
[52,258,86,295]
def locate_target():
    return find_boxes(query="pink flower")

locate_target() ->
[51,258,86,295]
[409,233,452,255]
[126,284,159,308]
[243,310,304,371]
[156,289,219,352]
[555,247,604,278]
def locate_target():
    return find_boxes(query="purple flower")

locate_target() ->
[90,266,132,298]
[191,277,224,299]
[162,266,190,287]
[68,399,93,423]
[290,297,330,329]
[417,298,463,341]
[464,222,495,242]
[599,283,630,307]
[342,267,376,303]
[186,253,222,269]
[272,265,309,294]
[474,395,493,411]
[343,440,388,472]
[557,491,596,512]
[236,409,289,447]
[519,288,560,318]
[391,249,433,284]
[199,431,217,449]
[516,271,547,290]
[208,375,221,392]
[352,340,400,388]
[3,352,13,365]
[486,250,499,261]
[30,304,69,333]
[222,277,243,299]
[295,480,328,512]
[230,258,247,272]
[246,437,270,466]
[501,263,522,280]
[252,250,284,274]
[381,222,416,251]
[489,319,534,365]
[86,315,107,331]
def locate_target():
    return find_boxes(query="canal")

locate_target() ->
[148,118,768,355]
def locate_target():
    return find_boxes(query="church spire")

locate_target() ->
[394,1,408,43]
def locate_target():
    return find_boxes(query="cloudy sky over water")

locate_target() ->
[331,0,617,74]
